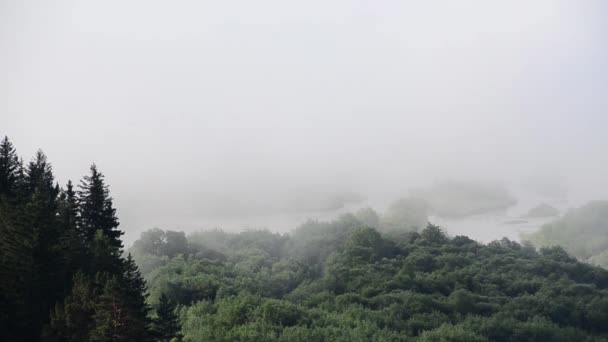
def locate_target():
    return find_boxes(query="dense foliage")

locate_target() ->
[0,137,154,341]
[133,214,608,341]
[3,135,608,341]
[527,201,608,268]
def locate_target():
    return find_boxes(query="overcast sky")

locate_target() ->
[2,1,607,241]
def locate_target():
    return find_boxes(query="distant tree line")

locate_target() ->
[527,201,608,268]
[132,214,608,341]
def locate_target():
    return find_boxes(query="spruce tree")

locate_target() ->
[91,268,150,342]
[0,137,25,339]
[0,194,32,341]
[78,166,151,341]
[153,293,181,342]
[24,150,57,196]
[0,136,21,197]
[90,275,128,342]
[23,150,63,339]
[42,272,97,342]
[78,165,123,274]
[0,137,26,332]
[78,164,122,250]
[0,148,63,341]
[57,181,86,293]
[59,181,79,228]
[122,254,151,336]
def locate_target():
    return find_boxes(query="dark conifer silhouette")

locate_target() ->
[0,136,152,341]
[153,293,181,342]
[78,164,122,250]
[0,136,21,197]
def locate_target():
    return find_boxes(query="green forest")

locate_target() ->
[2,136,608,341]
[132,223,608,341]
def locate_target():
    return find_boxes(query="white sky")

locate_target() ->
[2,0,607,241]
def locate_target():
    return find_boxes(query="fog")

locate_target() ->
[2,0,607,243]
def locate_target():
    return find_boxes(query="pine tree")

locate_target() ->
[90,275,128,342]
[0,194,32,341]
[57,181,86,293]
[121,254,152,340]
[44,258,153,342]
[42,272,97,342]
[23,150,63,339]
[59,181,79,228]
[153,294,181,342]
[78,165,123,274]
[92,229,124,276]
[78,164,122,250]
[0,148,63,341]
[0,136,21,197]
[76,165,151,340]
[0,137,17,338]
[90,269,150,342]
[0,137,26,337]
[24,150,57,197]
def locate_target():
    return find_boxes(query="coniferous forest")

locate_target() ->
[1,136,608,341]
[0,137,151,341]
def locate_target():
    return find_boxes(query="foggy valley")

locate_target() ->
[2,1,608,341]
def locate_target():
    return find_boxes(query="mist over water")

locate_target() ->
[2,1,608,244]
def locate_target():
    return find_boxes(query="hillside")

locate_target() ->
[526,201,608,269]
[132,216,608,341]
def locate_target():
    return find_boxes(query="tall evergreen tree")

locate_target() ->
[0,136,21,197]
[122,254,151,333]
[0,136,25,339]
[57,181,86,293]
[58,181,79,230]
[42,272,97,342]
[0,148,63,341]
[78,165,123,274]
[90,266,151,342]
[24,150,57,197]
[78,164,122,249]
[153,294,181,342]
[23,150,63,339]
[0,193,32,341]
[90,275,129,342]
